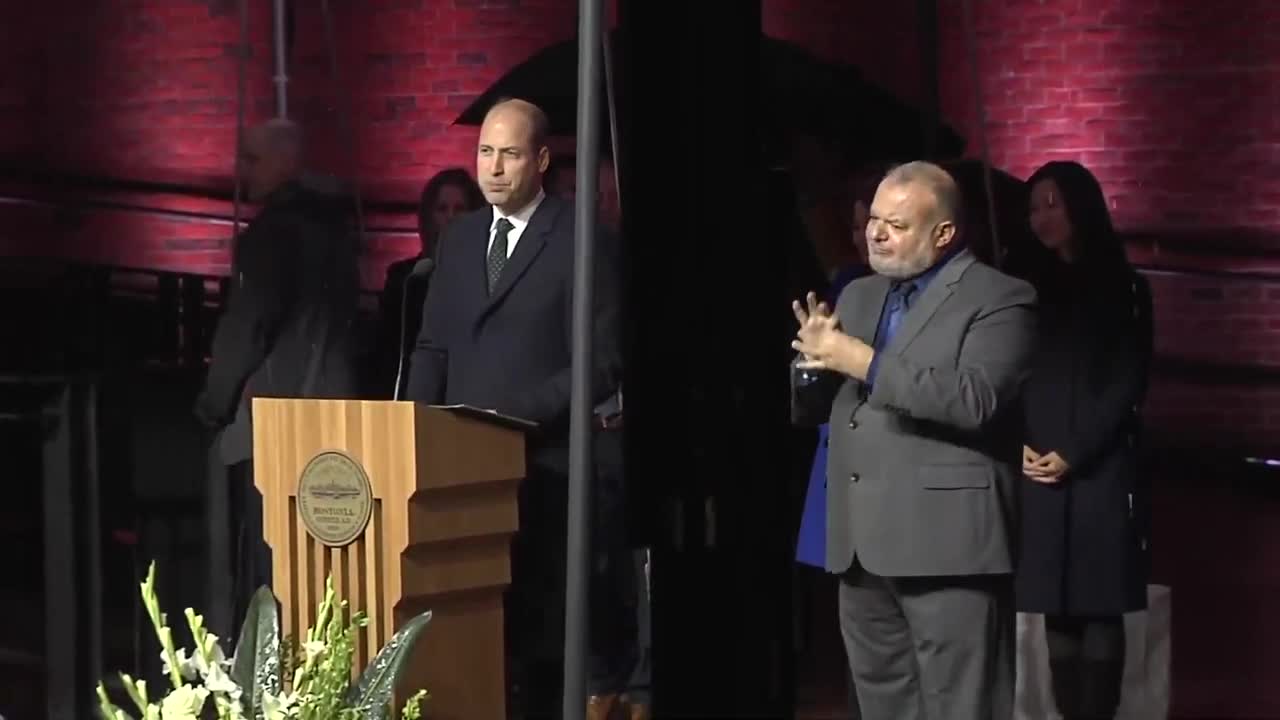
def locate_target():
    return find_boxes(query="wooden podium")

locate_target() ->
[251,398,527,720]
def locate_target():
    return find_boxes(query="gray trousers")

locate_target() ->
[838,560,1014,720]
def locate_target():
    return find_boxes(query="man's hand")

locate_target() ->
[791,292,875,380]
[1025,448,1069,484]
[791,292,833,365]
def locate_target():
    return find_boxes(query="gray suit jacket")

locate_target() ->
[791,250,1037,578]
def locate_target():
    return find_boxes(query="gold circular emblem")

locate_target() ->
[296,451,373,548]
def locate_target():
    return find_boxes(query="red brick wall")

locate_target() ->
[3,0,925,284]
[0,0,583,286]
[0,1,274,186]
[763,0,923,108]
[937,0,1280,233]
[2,1,1278,412]
[0,0,590,192]
[930,0,1280,454]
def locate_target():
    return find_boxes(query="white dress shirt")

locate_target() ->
[488,189,546,258]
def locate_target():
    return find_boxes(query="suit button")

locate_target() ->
[848,418,859,429]
[850,473,859,483]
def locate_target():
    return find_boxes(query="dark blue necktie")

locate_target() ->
[876,281,917,353]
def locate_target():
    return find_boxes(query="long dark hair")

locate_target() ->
[1026,161,1135,310]
[417,168,484,245]
[1027,160,1150,400]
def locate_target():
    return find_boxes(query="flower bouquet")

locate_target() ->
[95,563,432,720]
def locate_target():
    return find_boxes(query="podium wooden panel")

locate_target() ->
[252,398,525,720]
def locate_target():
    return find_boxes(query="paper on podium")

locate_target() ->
[428,404,539,432]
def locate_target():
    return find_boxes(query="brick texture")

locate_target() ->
[0,0,275,186]
[763,0,923,108]
[936,0,1280,233]
[928,0,1280,455]
[1,2,1278,713]
[2,0,1279,451]
[0,0,583,286]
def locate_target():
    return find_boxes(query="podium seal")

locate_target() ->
[297,450,373,548]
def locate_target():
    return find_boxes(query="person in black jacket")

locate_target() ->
[406,98,623,719]
[196,119,360,633]
[372,168,484,397]
[1017,160,1153,720]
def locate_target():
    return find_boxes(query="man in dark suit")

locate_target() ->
[196,119,361,633]
[790,161,1037,719]
[406,99,623,718]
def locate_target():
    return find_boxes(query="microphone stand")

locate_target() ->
[392,257,435,401]
[392,283,413,401]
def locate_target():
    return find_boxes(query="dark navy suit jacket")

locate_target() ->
[405,195,623,474]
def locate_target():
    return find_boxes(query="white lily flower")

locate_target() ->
[203,662,243,700]
[193,639,230,678]
[158,684,209,720]
[204,634,229,661]
[261,690,298,720]
[160,648,199,682]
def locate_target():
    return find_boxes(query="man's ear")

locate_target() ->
[537,146,551,173]
[934,220,957,249]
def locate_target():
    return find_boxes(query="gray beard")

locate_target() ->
[869,252,933,280]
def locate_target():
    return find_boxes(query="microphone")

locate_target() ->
[392,257,435,401]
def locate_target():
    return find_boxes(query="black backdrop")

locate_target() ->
[619,2,799,715]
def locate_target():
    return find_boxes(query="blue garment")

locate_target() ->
[795,249,962,568]
[795,421,834,567]
[795,264,866,568]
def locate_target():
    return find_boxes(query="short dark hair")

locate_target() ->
[489,97,550,150]
[882,160,963,226]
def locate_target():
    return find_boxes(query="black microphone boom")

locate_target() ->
[408,256,436,279]
[392,257,435,401]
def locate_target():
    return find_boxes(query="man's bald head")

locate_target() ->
[485,98,550,150]
[881,161,962,227]
[239,119,303,202]
[865,161,963,279]
[476,98,552,213]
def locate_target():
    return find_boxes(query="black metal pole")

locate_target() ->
[601,26,622,216]
[272,0,289,117]
[563,0,603,715]
[43,385,75,720]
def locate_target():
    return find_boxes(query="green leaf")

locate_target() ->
[344,611,433,719]
[231,586,282,719]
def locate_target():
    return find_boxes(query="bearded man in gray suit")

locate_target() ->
[790,161,1037,720]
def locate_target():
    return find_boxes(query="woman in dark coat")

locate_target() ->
[372,168,484,396]
[1017,160,1153,720]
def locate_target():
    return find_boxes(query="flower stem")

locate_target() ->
[140,562,184,689]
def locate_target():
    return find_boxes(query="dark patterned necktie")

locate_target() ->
[487,218,514,294]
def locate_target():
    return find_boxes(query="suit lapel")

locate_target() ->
[885,249,975,354]
[480,195,559,316]
[846,274,889,345]
[457,211,492,316]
